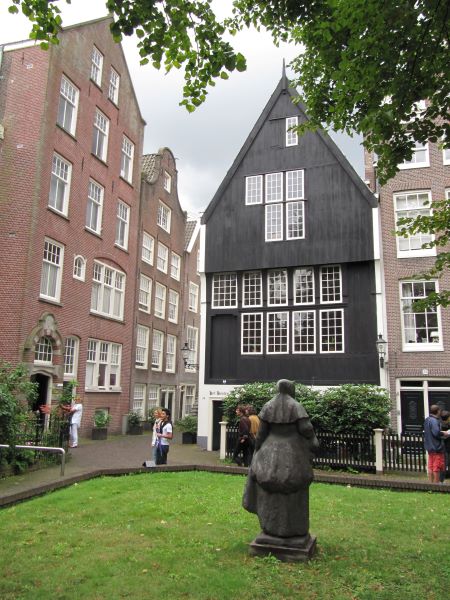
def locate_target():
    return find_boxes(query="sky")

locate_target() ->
[0,0,365,217]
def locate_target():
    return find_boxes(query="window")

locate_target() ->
[189,282,199,312]
[400,281,442,349]
[443,146,450,165]
[86,179,104,234]
[286,201,304,239]
[268,270,288,306]
[115,201,130,250]
[184,385,196,416]
[142,232,154,265]
[245,175,263,205]
[152,330,164,371]
[395,191,434,257]
[120,136,134,183]
[399,141,429,169]
[293,311,315,353]
[320,309,344,353]
[286,170,304,200]
[164,171,172,192]
[320,266,342,303]
[170,252,181,280]
[90,46,103,85]
[154,283,167,319]
[133,384,146,418]
[49,153,71,215]
[92,109,109,162]
[136,325,149,369]
[40,238,64,302]
[63,337,79,378]
[35,337,53,364]
[168,289,179,323]
[157,242,168,273]
[242,271,262,307]
[91,261,125,321]
[157,201,171,233]
[148,385,160,409]
[73,256,86,281]
[294,268,314,304]
[286,116,298,146]
[166,335,176,372]
[86,339,122,390]
[267,312,289,354]
[265,204,283,241]
[212,273,237,308]
[139,274,152,313]
[57,76,78,135]
[186,326,198,372]
[108,67,120,104]
[265,172,283,203]
[241,313,263,354]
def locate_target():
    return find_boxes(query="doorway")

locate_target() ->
[30,373,51,427]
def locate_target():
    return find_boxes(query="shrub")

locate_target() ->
[93,411,112,428]
[127,411,142,426]
[175,415,198,434]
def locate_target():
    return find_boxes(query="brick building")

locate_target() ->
[365,134,450,432]
[133,148,200,421]
[0,17,145,433]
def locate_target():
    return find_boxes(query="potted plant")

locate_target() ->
[127,411,143,435]
[176,415,198,444]
[92,411,112,440]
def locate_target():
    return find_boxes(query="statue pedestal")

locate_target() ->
[248,532,317,563]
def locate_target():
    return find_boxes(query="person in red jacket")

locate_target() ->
[232,405,252,467]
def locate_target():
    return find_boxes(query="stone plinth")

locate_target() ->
[248,532,317,563]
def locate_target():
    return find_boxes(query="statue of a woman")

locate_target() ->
[243,379,319,547]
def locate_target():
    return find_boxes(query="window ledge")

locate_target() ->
[114,243,129,254]
[402,345,443,352]
[91,152,108,167]
[84,226,102,239]
[47,206,70,221]
[119,175,134,188]
[89,311,125,324]
[56,122,77,141]
[85,388,122,393]
[39,297,62,307]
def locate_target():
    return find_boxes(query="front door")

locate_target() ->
[160,387,175,415]
[400,390,424,434]
[212,401,224,451]
[30,373,51,428]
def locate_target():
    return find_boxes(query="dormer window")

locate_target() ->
[286,116,298,146]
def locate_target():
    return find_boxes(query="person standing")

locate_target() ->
[64,397,83,448]
[246,405,260,463]
[439,410,450,483]
[232,405,252,467]
[423,405,449,483]
[156,408,173,465]
[151,408,164,463]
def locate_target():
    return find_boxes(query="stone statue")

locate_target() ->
[242,379,319,561]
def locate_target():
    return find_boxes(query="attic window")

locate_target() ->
[286,116,298,146]
[164,171,172,193]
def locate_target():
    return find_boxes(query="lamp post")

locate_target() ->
[181,342,199,370]
[375,334,387,368]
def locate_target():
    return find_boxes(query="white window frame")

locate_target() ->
[170,252,181,280]
[142,232,154,265]
[242,271,263,308]
[168,289,179,324]
[443,146,450,165]
[115,200,130,250]
[90,261,125,321]
[157,201,172,233]
[245,175,263,205]
[184,385,196,416]
[265,172,283,203]
[120,136,134,184]
[286,170,304,200]
[40,238,64,302]
[148,385,160,409]
[85,339,122,391]
[35,337,53,365]
[266,312,289,354]
[152,330,164,371]
[286,201,305,240]
[398,141,430,169]
[320,265,342,304]
[265,204,283,242]
[267,269,288,306]
[189,281,199,312]
[293,268,315,305]
[133,384,146,418]
[286,116,298,147]
[154,282,167,319]
[400,280,443,351]
[73,255,86,281]
[320,309,344,353]
[90,46,103,85]
[164,171,172,192]
[185,326,198,372]
[92,108,109,162]
[292,311,316,354]
[86,179,104,235]
[138,274,152,313]
[241,313,263,355]
[63,337,79,379]
[157,242,169,273]
[49,153,72,216]
[108,67,120,104]
[166,335,176,373]
[136,325,149,369]
[57,76,79,135]
[212,273,237,308]
[394,190,435,258]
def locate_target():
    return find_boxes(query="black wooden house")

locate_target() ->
[200,75,380,401]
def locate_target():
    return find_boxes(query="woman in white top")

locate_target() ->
[64,398,83,448]
[151,408,164,462]
[156,408,173,464]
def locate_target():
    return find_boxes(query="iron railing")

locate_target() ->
[383,431,427,473]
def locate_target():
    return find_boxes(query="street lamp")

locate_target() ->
[375,334,387,368]
[181,342,199,369]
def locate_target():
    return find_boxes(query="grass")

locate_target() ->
[0,472,449,599]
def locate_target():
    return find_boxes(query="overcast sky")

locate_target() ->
[0,0,365,217]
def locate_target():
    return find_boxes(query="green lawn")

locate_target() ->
[0,472,448,599]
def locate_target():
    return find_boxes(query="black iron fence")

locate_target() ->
[314,431,375,472]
